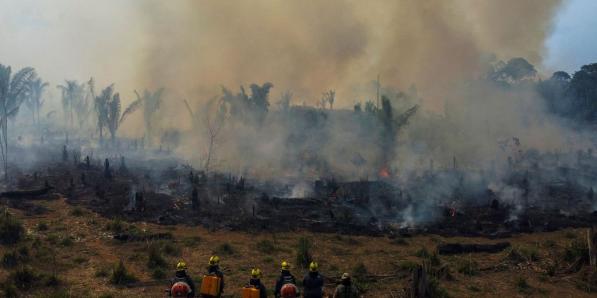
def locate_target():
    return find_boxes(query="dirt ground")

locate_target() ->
[1,197,596,297]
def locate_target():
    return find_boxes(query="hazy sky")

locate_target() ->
[544,0,597,73]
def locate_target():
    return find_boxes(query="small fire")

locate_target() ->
[378,166,390,178]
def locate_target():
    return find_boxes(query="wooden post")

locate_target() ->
[588,226,597,268]
[411,264,429,298]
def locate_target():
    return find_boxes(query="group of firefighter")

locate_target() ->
[169,255,360,298]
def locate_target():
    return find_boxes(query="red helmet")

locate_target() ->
[171,281,191,297]
[280,283,298,298]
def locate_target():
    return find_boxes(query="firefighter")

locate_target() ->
[170,260,195,297]
[302,262,324,298]
[332,273,359,298]
[207,255,225,297]
[275,261,298,298]
[247,268,267,298]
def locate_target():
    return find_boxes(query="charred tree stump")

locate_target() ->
[588,226,597,268]
[191,187,199,211]
[411,264,430,298]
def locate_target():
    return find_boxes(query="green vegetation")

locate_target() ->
[110,260,137,285]
[0,210,25,245]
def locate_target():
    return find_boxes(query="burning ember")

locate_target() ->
[378,166,391,178]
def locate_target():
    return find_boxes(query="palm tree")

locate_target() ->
[94,84,121,145]
[57,80,85,138]
[0,64,37,180]
[107,93,121,144]
[25,78,48,128]
[119,88,163,145]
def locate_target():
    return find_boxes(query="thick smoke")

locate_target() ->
[136,0,562,108]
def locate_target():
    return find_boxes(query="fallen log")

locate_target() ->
[0,186,54,198]
[113,232,173,242]
[438,242,510,255]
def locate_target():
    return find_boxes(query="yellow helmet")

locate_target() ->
[176,260,187,270]
[251,268,262,278]
[281,261,290,270]
[309,261,318,272]
[209,255,220,266]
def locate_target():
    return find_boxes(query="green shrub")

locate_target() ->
[147,245,167,269]
[105,219,126,234]
[60,237,74,247]
[36,222,49,231]
[415,247,431,258]
[10,266,39,289]
[2,251,18,268]
[564,239,588,262]
[183,236,201,247]
[216,242,235,256]
[256,239,276,254]
[392,237,408,245]
[398,260,419,271]
[516,277,530,293]
[0,210,24,245]
[152,268,166,280]
[95,267,110,278]
[70,207,85,217]
[161,242,181,256]
[352,262,368,279]
[45,273,60,287]
[457,259,479,276]
[296,237,312,269]
[1,282,18,298]
[110,260,137,285]
[428,277,450,297]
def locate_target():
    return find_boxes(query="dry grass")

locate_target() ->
[0,197,595,297]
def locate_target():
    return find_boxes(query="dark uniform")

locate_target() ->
[303,271,324,298]
[275,270,297,298]
[172,270,196,297]
[207,265,225,298]
[249,278,268,298]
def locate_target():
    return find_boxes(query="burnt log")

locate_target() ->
[438,242,510,255]
[0,186,54,198]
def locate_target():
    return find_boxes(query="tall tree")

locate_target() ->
[0,64,36,180]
